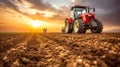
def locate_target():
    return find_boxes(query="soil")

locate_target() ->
[0,33,120,67]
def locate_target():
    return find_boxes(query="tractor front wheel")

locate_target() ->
[91,19,103,33]
[73,19,86,33]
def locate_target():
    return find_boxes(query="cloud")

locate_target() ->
[0,0,68,21]
[25,0,58,12]
[0,0,17,9]
[18,0,70,22]
[26,0,51,9]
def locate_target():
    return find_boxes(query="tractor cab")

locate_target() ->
[70,5,95,21]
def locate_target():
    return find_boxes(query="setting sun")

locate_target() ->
[31,20,41,28]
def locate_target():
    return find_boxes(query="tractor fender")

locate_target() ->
[66,17,73,24]
[65,18,73,30]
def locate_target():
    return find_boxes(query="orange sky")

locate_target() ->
[0,5,64,33]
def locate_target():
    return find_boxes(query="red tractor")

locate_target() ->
[62,5,103,33]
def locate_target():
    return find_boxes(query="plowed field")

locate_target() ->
[0,33,120,67]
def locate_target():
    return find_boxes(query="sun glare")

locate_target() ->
[30,20,48,29]
[31,20,40,28]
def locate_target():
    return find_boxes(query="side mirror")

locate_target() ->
[71,7,73,10]
[93,8,95,12]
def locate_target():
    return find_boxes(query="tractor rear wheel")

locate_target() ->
[91,19,103,33]
[64,19,72,33]
[73,19,86,33]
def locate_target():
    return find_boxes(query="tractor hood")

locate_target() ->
[80,13,95,23]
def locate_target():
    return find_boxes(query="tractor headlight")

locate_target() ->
[88,14,91,16]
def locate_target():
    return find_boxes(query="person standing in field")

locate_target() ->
[43,28,47,34]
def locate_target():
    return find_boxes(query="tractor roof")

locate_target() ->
[71,5,88,10]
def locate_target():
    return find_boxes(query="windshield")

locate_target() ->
[75,8,87,14]
[74,8,95,14]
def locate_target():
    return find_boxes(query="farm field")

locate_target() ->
[0,33,120,67]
